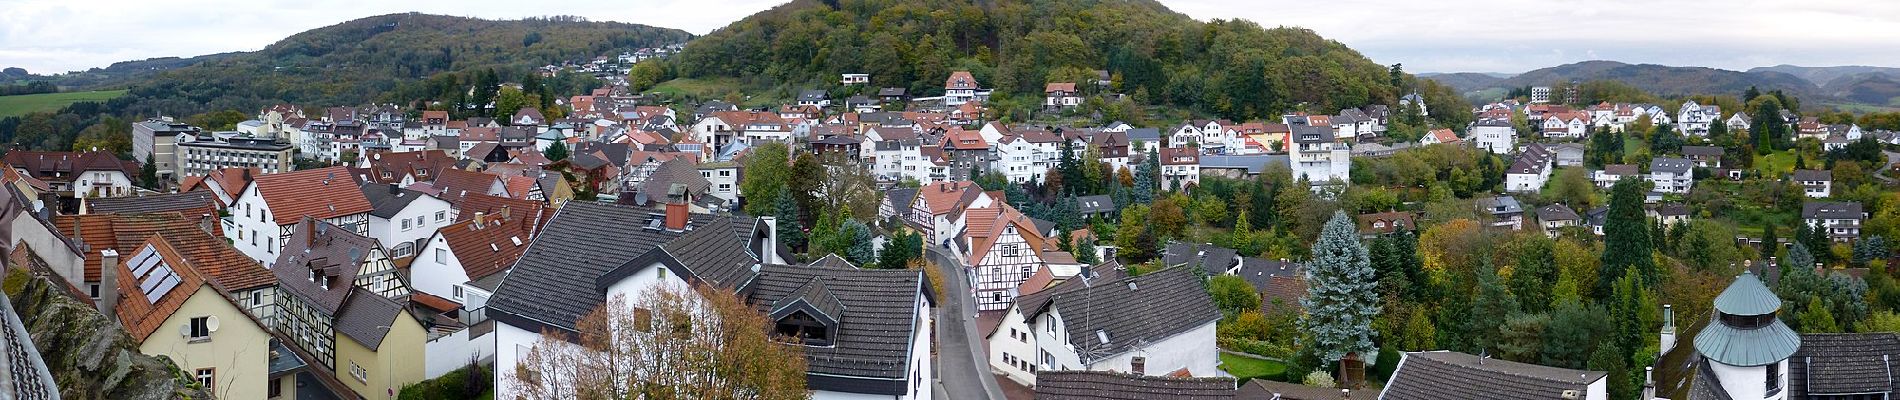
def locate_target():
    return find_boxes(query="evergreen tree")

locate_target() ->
[543,140,569,162]
[1761,222,1779,257]
[1854,236,1890,267]
[1132,148,1159,204]
[138,161,159,189]
[1510,238,1559,314]
[1466,261,1519,353]
[1788,242,1817,271]
[1598,178,1656,297]
[1299,211,1381,363]
[774,188,807,253]
[877,230,921,269]
[1541,299,1599,369]
[839,219,874,267]
[1058,139,1082,194]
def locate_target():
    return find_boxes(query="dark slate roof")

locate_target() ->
[359,183,429,219]
[1031,266,1219,361]
[1651,157,1693,175]
[1233,258,1301,295]
[1034,370,1236,400]
[1792,169,1832,182]
[638,158,711,202]
[807,253,858,269]
[333,287,404,351]
[740,264,932,384]
[1536,203,1580,222]
[487,202,727,332]
[1803,201,1863,220]
[648,216,759,287]
[86,191,215,215]
[1236,379,1347,400]
[272,220,381,314]
[1075,195,1114,214]
[1381,351,1606,400]
[1125,128,1162,142]
[1790,333,1900,398]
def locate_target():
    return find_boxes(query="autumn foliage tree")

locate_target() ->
[508,284,808,400]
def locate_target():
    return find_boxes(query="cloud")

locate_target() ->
[7,0,1900,74]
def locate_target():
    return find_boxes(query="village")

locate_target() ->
[2,36,1900,399]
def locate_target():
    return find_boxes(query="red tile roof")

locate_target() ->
[114,237,208,343]
[250,166,373,226]
[946,71,978,89]
[440,211,538,282]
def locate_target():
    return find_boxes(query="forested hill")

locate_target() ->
[113,13,692,118]
[1490,61,1823,99]
[669,0,1457,123]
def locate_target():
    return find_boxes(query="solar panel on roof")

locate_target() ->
[129,246,161,276]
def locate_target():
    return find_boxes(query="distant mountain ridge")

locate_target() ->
[1422,60,1900,107]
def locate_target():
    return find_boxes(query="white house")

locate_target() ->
[946,71,982,106]
[1288,123,1351,187]
[1505,144,1554,193]
[1803,201,1864,242]
[1158,147,1202,189]
[360,183,454,260]
[993,136,1041,184]
[1677,100,1721,136]
[988,265,1220,387]
[1648,157,1694,194]
[1470,119,1516,154]
[224,166,372,267]
[1792,169,1832,198]
[962,205,1050,311]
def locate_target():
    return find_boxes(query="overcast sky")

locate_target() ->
[7,0,1900,75]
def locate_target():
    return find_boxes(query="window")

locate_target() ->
[195,368,215,391]
[350,362,368,383]
[435,211,446,222]
[416,216,425,227]
[452,285,464,299]
[435,248,447,264]
[250,291,261,306]
[402,219,412,230]
[1765,363,1781,395]
[268,377,281,397]
[89,284,99,298]
[658,267,667,280]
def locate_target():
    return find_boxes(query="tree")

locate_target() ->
[1209,275,1262,318]
[1495,312,1550,363]
[1300,211,1381,363]
[774,187,808,253]
[1547,168,1597,210]
[1466,261,1520,353]
[877,230,923,269]
[494,85,534,122]
[789,152,824,225]
[1149,195,1188,240]
[507,285,808,400]
[1541,299,1600,369]
[1598,178,1655,297]
[628,61,665,92]
[1510,237,1559,313]
[740,143,791,216]
[543,140,569,162]
[138,161,160,189]
[1132,148,1159,203]
[838,219,875,267]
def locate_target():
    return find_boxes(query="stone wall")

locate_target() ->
[2,267,213,400]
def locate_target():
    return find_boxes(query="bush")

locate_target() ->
[1219,337,1295,360]
[1302,371,1337,388]
[399,362,490,400]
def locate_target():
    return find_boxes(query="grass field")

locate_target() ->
[1754,151,1800,176]
[1219,353,1288,383]
[0,90,127,118]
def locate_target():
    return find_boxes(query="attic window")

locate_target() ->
[774,311,833,346]
[1095,330,1110,345]
[510,237,523,246]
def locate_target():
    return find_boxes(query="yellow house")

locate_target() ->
[331,290,428,399]
[115,237,273,400]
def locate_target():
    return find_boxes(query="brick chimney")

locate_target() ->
[664,201,689,231]
[472,212,486,227]
[99,249,119,322]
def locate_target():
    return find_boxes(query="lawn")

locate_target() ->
[1219,352,1288,383]
[0,90,127,118]
[1754,151,1800,176]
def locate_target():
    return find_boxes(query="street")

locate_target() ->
[929,247,1006,400]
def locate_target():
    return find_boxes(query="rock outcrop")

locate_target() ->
[3,267,213,400]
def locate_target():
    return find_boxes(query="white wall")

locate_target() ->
[408,234,469,301]
[424,327,494,379]
[1083,322,1219,378]
[988,306,1039,385]
[1709,359,1787,400]
[365,194,452,259]
[225,184,280,267]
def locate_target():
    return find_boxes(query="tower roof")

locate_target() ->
[1712,270,1780,316]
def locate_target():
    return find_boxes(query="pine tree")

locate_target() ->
[1467,261,1519,353]
[1599,178,1656,297]
[774,188,808,253]
[1789,242,1817,271]
[1132,148,1158,204]
[543,140,569,162]
[1300,211,1381,363]
[1510,238,1558,314]
[839,219,874,267]
[1761,221,1779,257]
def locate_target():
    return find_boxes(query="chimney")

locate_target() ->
[388,183,400,195]
[1641,366,1656,400]
[1660,304,1677,353]
[664,201,689,231]
[472,212,486,227]
[498,205,511,221]
[99,249,120,320]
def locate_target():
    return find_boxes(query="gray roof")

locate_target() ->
[333,287,404,351]
[1233,257,1300,294]
[1290,123,1333,143]
[1478,196,1523,216]
[1028,265,1219,362]
[1381,351,1606,400]
[1237,379,1343,400]
[1536,203,1580,222]
[1034,370,1236,400]
[1650,157,1693,175]
[1695,271,1801,367]
[86,191,215,215]
[741,264,932,385]
[1161,241,1240,275]
[1804,201,1863,220]
[1792,169,1832,182]
[360,183,430,219]
[1790,333,1900,398]
[639,159,711,203]
[1075,195,1115,214]
[806,253,858,269]
[487,202,733,332]
[798,89,828,101]
[267,340,306,376]
[272,220,381,314]
[1125,128,1162,142]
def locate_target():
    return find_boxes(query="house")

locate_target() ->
[1726,112,1751,132]
[1680,270,1799,400]
[1549,143,1586,167]
[1793,169,1832,198]
[360,183,454,261]
[1650,202,1692,226]
[942,127,992,180]
[1158,147,1202,189]
[1803,201,1864,242]
[55,211,279,329]
[961,205,1051,311]
[988,264,1220,386]
[1233,258,1305,311]
[179,166,257,207]
[2,150,139,198]
[84,191,220,231]
[1045,82,1081,109]
[1162,241,1241,277]
[1505,143,1554,193]
[1681,146,1725,168]
[408,201,544,377]
[740,264,935,399]
[111,237,276,400]
[1381,351,1606,400]
[879,87,909,103]
[1470,119,1516,154]
[1357,211,1416,236]
[1034,371,1237,400]
[1536,203,1581,236]
[1676,101,1721,136]
[797,89,831,108]
[511,107,545,126]
[224,166,373,267]
[1288,123,1350,187]
[1594,164,1639,189]
[1075,194,1116,219]
[1418,128,1461,147]
[1648,157,1694,194]
[1476,196,1525,231]
[271,219,426,400]
[841,73,870,85]
[945,71,982,106]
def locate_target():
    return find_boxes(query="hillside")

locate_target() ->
[1822,73,1900,106]
[669,0,1437,122]
[111,13,692,118]
[1748,65,1900,86]
[1419,72,1508,93]
[1494,60,1820,99]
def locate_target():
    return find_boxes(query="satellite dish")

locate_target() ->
[180,324,191,338]
[207,316,220,332]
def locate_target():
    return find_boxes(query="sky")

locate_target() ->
[7,0,1900,75]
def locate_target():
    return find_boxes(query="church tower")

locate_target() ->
[1693,270,1800,400]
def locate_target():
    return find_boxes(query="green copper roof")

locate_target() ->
[1693,318,1800,366]
[1712,270,1781,316]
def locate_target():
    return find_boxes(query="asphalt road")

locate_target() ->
[930,247,1006,400]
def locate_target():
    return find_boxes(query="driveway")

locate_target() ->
[1879,150,1900,183]
[929,247,1005,400]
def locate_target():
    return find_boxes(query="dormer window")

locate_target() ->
[774,311,833,346]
